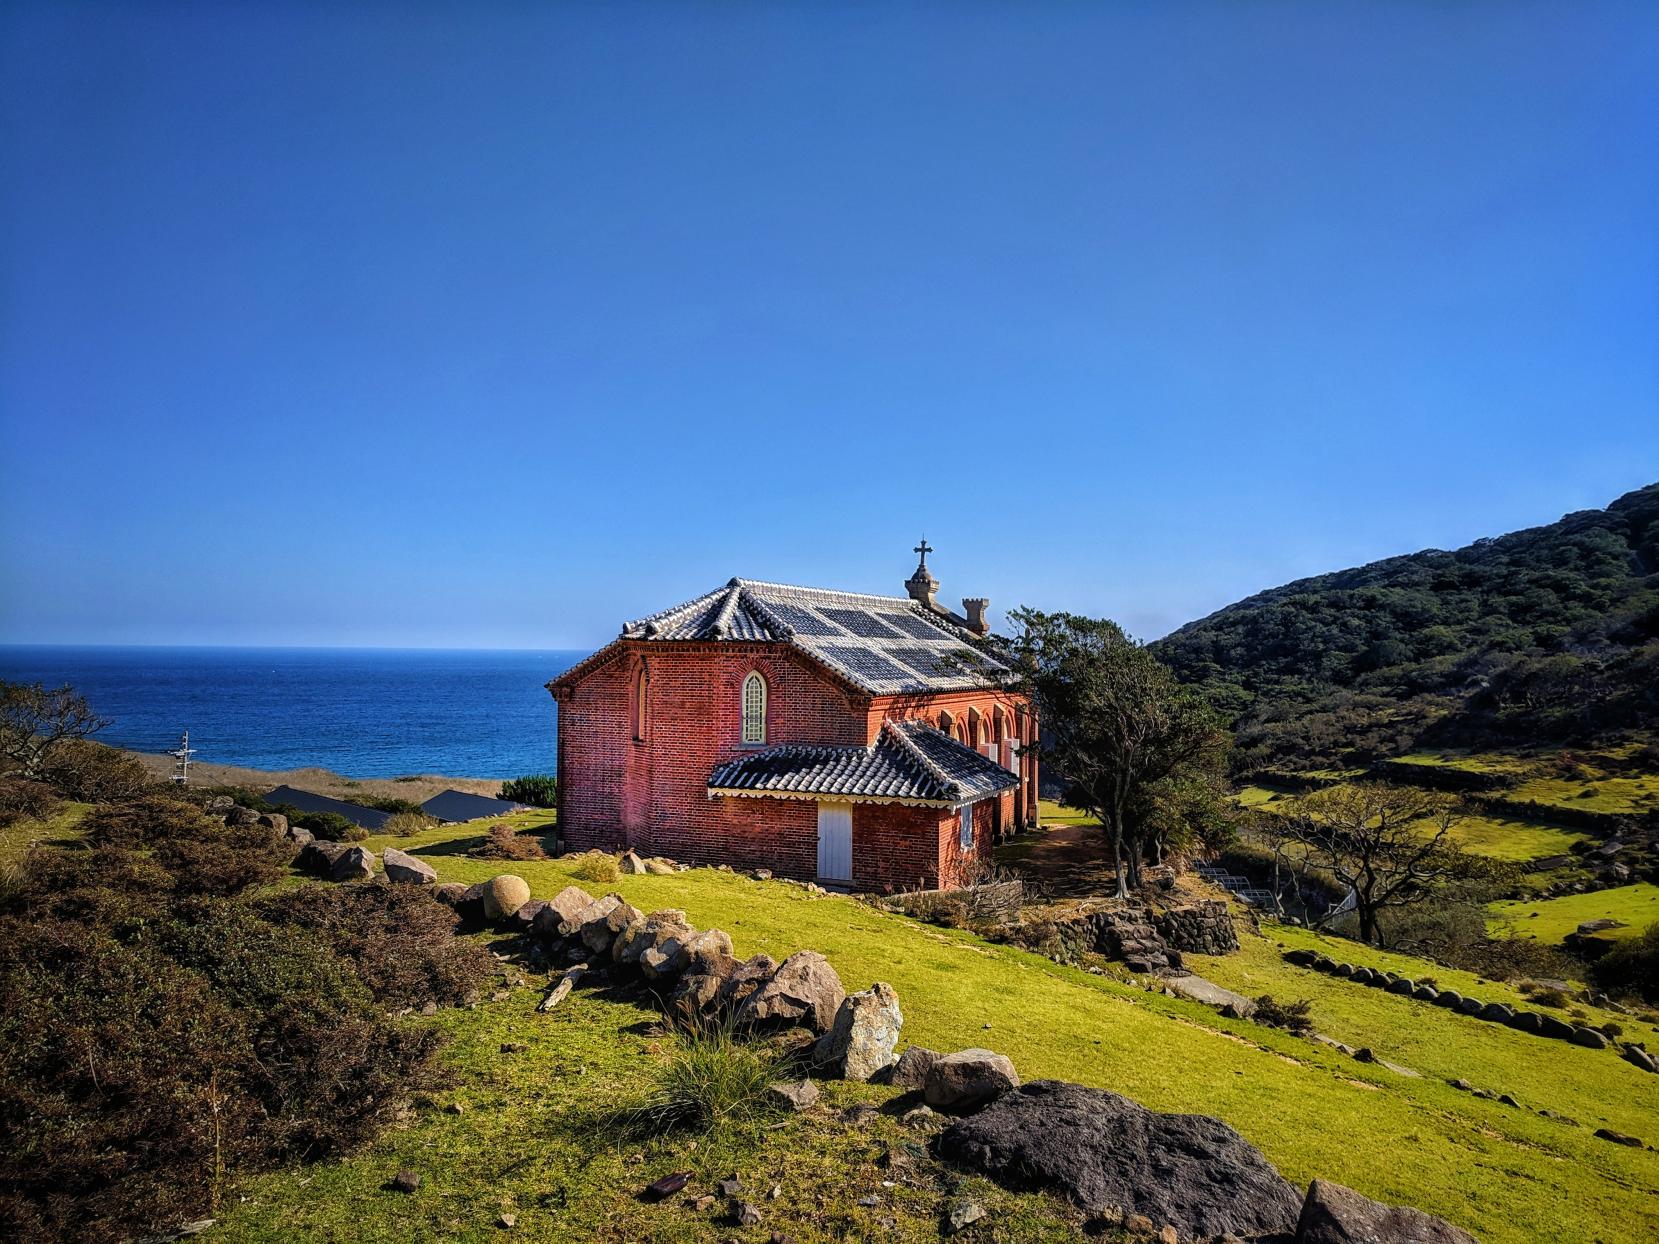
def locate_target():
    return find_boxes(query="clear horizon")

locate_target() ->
[4,4,1657,649]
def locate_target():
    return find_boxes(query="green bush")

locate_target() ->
[81,792,216,848]
[467,822,547,861]
[382,811,435,838]
[38,740,153,803]
[0,800,469,1241]
[279,808,366,842]
[569,850,620,883]
[1252,995,1315,1034]
[0,775,61,829]
[500,774,557,808]
[1590,922,1659,1003]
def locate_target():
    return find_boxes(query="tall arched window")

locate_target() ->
[633,661,648,741]
[741,672,767,744]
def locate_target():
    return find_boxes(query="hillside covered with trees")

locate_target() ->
[1155,484,1659,771]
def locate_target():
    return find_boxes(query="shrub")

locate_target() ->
[617,1022,789,1135]
[81,792,216,848]
[382,811,435,838]
[500,774,557,808]
[467,822,547,861]
[254,883,493,1011]
[1530,986,1571,1009]
[1252,995,1315,1034]
[281,809,366,842]
[356,796,425,816]
[151,818,293,897]
[569,850,620,883]
[0,844,450,1242]
[0,775,61,829]
[39,739,153,803]
[1590,922,1659,1003]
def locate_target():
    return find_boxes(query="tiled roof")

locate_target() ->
[707,719,1018,806]
[619,578,1014,695]
[264,785,390,831]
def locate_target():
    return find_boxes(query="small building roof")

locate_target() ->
[264,784,390,831]
[708,719,1018,808]
[420,788,526,823]
[561,577,1015,696]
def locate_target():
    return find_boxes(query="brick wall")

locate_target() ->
[553,640,1030,890]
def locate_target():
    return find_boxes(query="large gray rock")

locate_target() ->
[888,1045,939,1092]
[1295,1177,1480,1243]
[735,950,845,1034]
[814,982,903,1081]
[295,839,349,877]
[533,885,596,938]
[578,894,641,955]
[612,909,687,968]
[382,846,436,885]
[937,1080,1302,1238]
[257,811,289,835]
[479,874,531,921]
[331,845,375,882]
[924,1049,1020,1114]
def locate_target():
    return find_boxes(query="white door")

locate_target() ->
[816,801,853,884]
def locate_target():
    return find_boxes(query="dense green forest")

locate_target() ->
[1154,483,1659,771]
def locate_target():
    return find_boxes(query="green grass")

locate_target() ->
[0,801,90,865]
[1234,786,1586,862]
[1036,798,1099,827]
[1488,884,1659,945]
[216,816,1659,1244]
[1507,773,1659,816]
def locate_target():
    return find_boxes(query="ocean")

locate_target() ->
[0,646,591,779]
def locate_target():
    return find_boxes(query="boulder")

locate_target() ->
[766,1080,820,1112]
[1456,996,1484,1016]
[671,972,727,1025]
[718,953,780,1016]
[1295,1178,1479,1243]
[1333,962,1355,977]
[534,885,597,936]
[937,1080,1302,1238]
[1412,985,1439,1003]
[295,839,348,877]
[619,850,646,875]
[1477,1002,1513,1024]
[1505,1011,1543,1035]
[331,845,375,882]
[814,982,903,1081]
[1386,978,1415,995]
[480,874,532,921]
[681,928,736,975]
[577,894,641,955]
[735,950,845,1034]
[1569,1027,1609,1050]
[507,897,549,932]
[888,1045,940,1092]
[225,805,262,826]
[285,824,314,847]
[923,1049,1020,1114]
[1435,990,1463,1009]
[1536,1014,1577,1041]
[1283,949,1318,967]
[1622,1046,1657,1074]
[382,846,437,885]
[643,857,676,875]
[433,881,471,907]
[1594,1127,1643,1147]
[257,811,289,834]
[612,909,688,970]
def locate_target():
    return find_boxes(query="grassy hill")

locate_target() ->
[1154,483,1659,771]
[204,812,1659,1244]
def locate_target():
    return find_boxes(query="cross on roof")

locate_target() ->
[913,537,933,566]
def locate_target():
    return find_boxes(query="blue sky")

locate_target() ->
[2,2,1656,650]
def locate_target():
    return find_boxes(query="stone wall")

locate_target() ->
[1154,901,1239,955]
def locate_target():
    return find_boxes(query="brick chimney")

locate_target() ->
[961,598,990,636]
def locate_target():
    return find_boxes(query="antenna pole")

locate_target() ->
[168,730,197,786]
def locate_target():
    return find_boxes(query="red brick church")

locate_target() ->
[548,545,1039,892]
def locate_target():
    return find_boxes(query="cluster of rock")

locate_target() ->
[1282,949,1655,1073]
[291,839,438,885]
[206,797,311,845]
[1037,900,1238,974]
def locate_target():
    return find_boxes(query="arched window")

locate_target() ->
[938,710,954,735]
[633,662,648,741]
[741,672,767,744]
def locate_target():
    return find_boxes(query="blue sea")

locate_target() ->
[0,646,592,779]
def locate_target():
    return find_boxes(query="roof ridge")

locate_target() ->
[710,582,745,640]
[623,584,727,636]
[882,718,960,800]
[737,588,794,638]
[735,577,918,607]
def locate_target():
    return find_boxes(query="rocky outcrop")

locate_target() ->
[938,1080,1303,1238]
[1153,901,1239,955]
[1296,1178,1480,1243]
[382,847,436,885]
[924,1049,1020,1114]
[814,982,903,1081]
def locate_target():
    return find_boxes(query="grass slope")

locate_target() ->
[214,814,1659,1244]
[1488,884,1659,945]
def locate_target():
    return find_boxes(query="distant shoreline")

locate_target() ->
[123,750,506,804]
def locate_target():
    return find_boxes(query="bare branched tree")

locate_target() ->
[1282,782,1461,944]
[0,681,109,780]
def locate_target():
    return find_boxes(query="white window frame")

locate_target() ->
[959,805,974,852]
[741,671,767,745]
